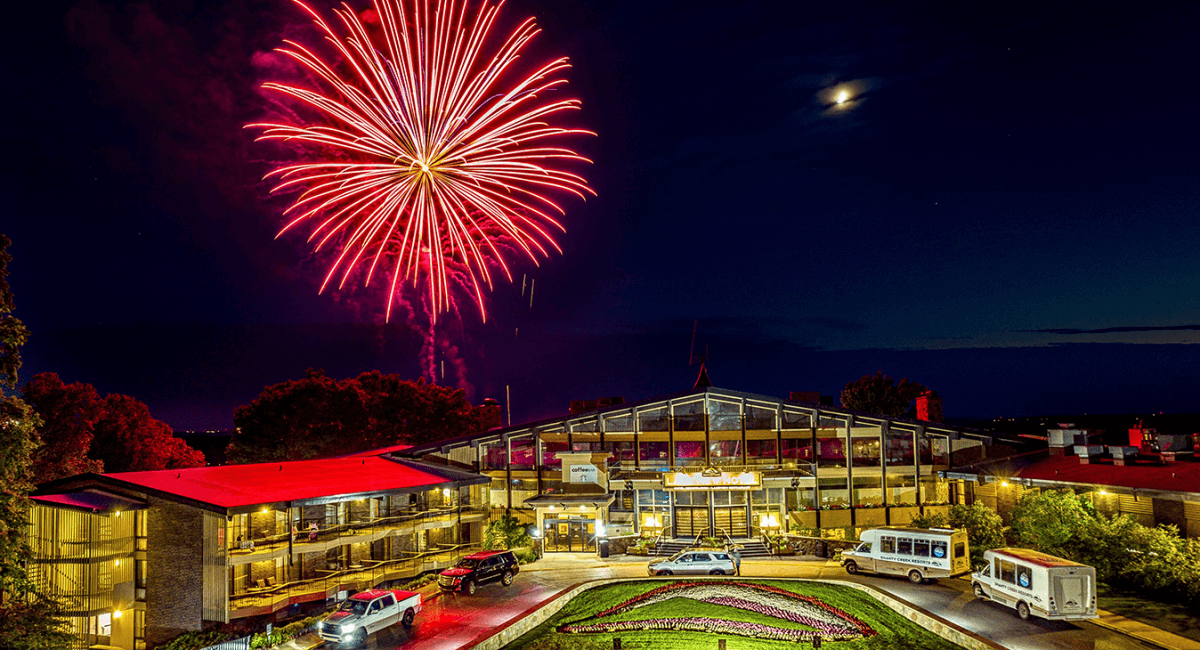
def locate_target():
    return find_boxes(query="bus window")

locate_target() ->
[931,540,947,559]
[1016,565,1032,588]
[881,536,895,554]
[897,538,913,555]
[998,560,1016,584]
[954,542,965,558]
[914,539,930,557]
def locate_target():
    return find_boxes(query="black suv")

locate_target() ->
[437,550,519,595]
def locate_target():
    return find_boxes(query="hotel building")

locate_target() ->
[27,454,487,649]
[399,386,1001,552]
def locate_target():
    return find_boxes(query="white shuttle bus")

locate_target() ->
[840,526,970,584]
[972,548,1097,621]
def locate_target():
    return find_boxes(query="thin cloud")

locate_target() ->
[1025,325,1200,335]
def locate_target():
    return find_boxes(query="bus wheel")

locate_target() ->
[844,561,858,575]
[1017,601,1031,620]
[973,584,986,599]
[908,570,924,584]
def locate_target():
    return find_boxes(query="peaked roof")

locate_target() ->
[693,363,713,389]
[398,385,996,457]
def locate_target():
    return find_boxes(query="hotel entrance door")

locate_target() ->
[543,518,596,552]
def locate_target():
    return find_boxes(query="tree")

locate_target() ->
[20,373,104,483]
[0,235,28,390]
[92,394,206,473]
[840,371,927,416]
[21,373,204,480]
[228,369,485,463]
[483,515,532,550]
[0,234,72,650]
[1008,489,1095,557]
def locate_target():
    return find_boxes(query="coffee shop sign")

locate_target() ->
[663,471,761,490]
[569,464,599,484]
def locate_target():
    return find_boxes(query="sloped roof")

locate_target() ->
[30,489,146,514]
[35,455,486,513]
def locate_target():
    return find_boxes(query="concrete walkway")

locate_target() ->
[274,553,1200,650]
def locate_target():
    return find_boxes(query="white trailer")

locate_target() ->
[841,526,970,584]
[971,548,1096,621]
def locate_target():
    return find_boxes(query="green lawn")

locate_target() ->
[503,580,967,650]
[1098,586,1200,643]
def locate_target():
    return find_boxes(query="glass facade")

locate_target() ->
[431,388,987,544]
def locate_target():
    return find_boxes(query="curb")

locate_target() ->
[1090,612,1200,650]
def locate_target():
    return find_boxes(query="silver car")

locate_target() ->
[648,550,737,576]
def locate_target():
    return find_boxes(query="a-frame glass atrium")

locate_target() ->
[399,387,995,548]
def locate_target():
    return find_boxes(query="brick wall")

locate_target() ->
[145,497,206,646]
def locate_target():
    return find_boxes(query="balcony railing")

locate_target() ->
[228,542,481,619]
[228,506,476,560]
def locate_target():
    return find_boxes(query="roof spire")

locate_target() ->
[694,362,713,389]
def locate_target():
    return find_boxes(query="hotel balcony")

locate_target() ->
[228,541,481,619]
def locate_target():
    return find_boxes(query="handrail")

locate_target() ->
[230,543,482,601]
[230,506,464,556]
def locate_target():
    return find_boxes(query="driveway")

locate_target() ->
[359,554,1163,650]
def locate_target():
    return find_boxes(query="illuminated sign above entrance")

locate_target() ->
[662,471,762,490]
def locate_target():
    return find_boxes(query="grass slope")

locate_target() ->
[504,580,967,650]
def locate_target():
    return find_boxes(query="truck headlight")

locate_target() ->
[341,624,355,634]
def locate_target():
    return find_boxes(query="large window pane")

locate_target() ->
[675,441,705,467]
[709,439,741,466]
[747,439,777,465]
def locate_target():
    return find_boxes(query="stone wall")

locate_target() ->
[786,536,858,558]
[145,497,205,646]
[606,534,640,555]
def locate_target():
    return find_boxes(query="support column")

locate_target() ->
[880,421,890,525]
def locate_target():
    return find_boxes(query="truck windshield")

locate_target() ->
[455,558,479,569]
[338,600,369,615]
[856,542,871,553]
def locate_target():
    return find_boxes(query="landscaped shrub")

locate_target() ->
[399,573,438,590]
[1010,489,1200,611]
[514,547,539,564]
[158,630,237,650]
[484,515,533,550]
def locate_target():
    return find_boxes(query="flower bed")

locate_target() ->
[504,579,967,650]
[560,581,876,641]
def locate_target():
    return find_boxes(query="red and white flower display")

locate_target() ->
[559,581,877,641]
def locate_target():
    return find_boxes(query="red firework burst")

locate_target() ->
[249,0,593,322]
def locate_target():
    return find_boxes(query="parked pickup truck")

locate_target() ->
[317,589,421,647]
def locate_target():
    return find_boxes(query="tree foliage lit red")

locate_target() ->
[250,0,593,323]
[21,372,205,483]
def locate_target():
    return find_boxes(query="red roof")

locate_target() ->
[31,490,146,513]
[100,455,465,509]
[1016,454,1200,495]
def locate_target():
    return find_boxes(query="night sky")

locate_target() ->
[5,0,1200,431]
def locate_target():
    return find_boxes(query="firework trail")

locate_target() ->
[250,0,593,323]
